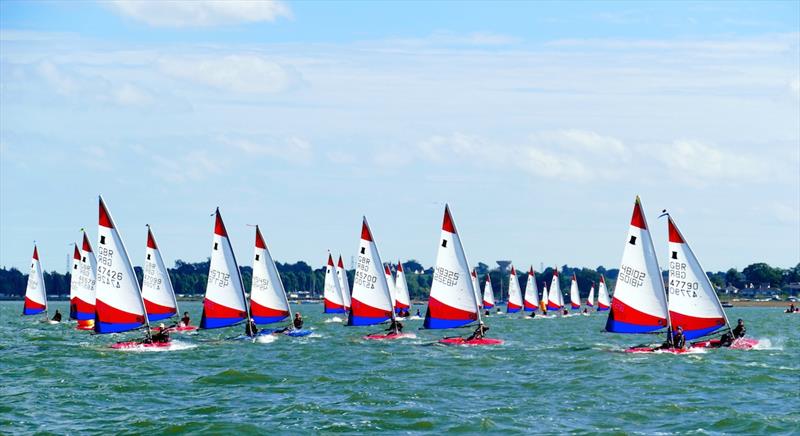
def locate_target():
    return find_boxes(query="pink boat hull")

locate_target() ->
[438,337,504,346]
[110,341,171,350]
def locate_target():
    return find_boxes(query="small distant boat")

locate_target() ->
[23,244,48,317]
[506,266,523,313]
[597,275,610,311]
[569,273,581,311]
[424,205,501,345]
[482,274,496,310]
[323,253,346,314]
[141,226,180,323]
[394,261,411,314]
[523,267,540,312]
[586,281,596,310]
[349,217,413,340]
[539,282,548,312]
[337,255,352,312]
[95,197,160,348]
[547,268,563,312]
[74,231,97,330]
[199,208,249,330]
[721,302,734,308]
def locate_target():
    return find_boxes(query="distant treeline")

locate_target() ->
[0,259,797,300]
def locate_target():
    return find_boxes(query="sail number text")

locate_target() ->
[433,266,459,287]
[669,261,698,297]
[617,264,645,288]
[208,269,230,288]
[96,246,123,288]
[355,255,376,289]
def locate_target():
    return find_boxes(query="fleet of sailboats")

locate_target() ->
[18,194,752,352]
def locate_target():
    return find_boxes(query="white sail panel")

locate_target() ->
[250,226,291,325]
[337,255,352,310]
[141,227,178,322]
[200,209,249,329]
[523,267,540,311]
[348,217,394,326]
[23,245,47,315]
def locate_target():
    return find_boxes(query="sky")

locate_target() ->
[1,0,798,274]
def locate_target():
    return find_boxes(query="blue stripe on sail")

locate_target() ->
[506,307,521,313]
[200,316,245,329]
[605,318,664,334]
[324,307,346,314]
[74,311,94,321]
[23,308,46,315]
[523,307,538,312]
[146,312,175,322]
[94,321,144,334]
[347,314,390,326]
[683,325,725,341]
[597,307,609,311]
[423,316,473,329]
[252,315,288,325]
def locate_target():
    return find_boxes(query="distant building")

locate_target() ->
[723,285,739,295]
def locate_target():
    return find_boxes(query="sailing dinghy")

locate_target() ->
[73,232,97,330]
[394,261,412,315]
[539,282,548,313]
[337,255,352,311]
[585,282,595,314]
[569,273,581,311]
[349,217,414,340]
[547,268,564,313]
[141,226,190,332]
[68,244,81,320]
[424,205,502,345]
[200,208,250,331]
[93,197,164,348]
[523,267,540,312]
[506,266,523,313]
[664,215,757,350]
[482,274,496,310]
[597,276,610,311]
[248,225,311,337]
[323,253,346,314]
[23,245,48,318]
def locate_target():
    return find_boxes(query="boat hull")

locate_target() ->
[691,337,759,350]
[110,340,171,350]
[438,337,504,346]
[363,333,416,340]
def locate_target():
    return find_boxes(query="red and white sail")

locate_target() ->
[569,273,581,310]
[471,270,482,312]
[94,197,148,333]
[666,216,728,340]
[540,281,549,311]
[394,261,411,312]
[68,244,81,319]
[337,255,352,310]
[586,282,596,307]
[249,226,292,325]
[347,217,395,326]
[597,275,610,311]
[506,266,523,313]
[22,245,47,316]
[72,231,97,321]
[384,263,398,308]
[423,205,480,329]
[482,274,495,309]
[323,253,346,313]
[200,208,249,329]
[547,268,563,311]
[523,267,540,312]
[141,226,178,322]
[605,197,669,334]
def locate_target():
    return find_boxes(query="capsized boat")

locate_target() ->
[482,274,495,310]
[424,205,501,345]
[569,273,581,311]
[23,245,48,317]
[394,261,412,315]
[95,197,162,348]
[141,226,181,324]
[506,265,523,313]
[523,267,540,312]
[349,217,413,340]
[323,253,346,314]
[248,225,311,337]
[199,208,250,330]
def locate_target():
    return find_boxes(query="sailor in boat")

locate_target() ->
[484,310,490,316]
[785,304,797,313]
[659,327,686,350]
[529,311,536,318]
[293,312,304,329]
[582,308,588,315]
[466,323,489,341]
[386,319,404,335]
[245,319,259,337]
[145,323,170,344]
[562,309,568,316]
[180,312,191,327]
[51,310,62,322]
[416,309,421,317]
[732,319,746,339]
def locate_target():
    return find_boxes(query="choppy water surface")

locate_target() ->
[1,302,797,434]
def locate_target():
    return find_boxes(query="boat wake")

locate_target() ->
[116,340,197,352]
[255,335,278,344]
[750,338,780,351]
[405,316,423,320]
[325,316,345,323]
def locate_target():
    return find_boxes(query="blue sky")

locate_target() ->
[1,1,798,273]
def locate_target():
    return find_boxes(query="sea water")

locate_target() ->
[1,302,797,434]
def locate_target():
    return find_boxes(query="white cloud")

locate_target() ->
[222,136,313,164]
[152,150,224,183]
[158,55,300,94]
[656,140,768,184]
[108,0,291,28]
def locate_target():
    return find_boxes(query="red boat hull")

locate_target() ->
[438,337,504,346]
